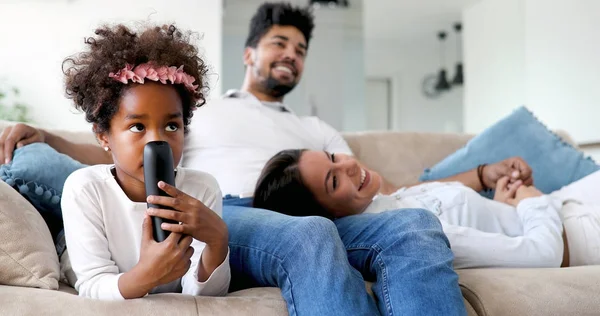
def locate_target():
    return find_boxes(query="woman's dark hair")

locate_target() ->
[245,2,315,48]
[253,149,333,219]
[63,24,209,134]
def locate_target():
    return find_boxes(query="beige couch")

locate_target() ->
[1,120,599,316]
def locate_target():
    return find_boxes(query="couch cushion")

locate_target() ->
[419,106,599,195]
[458,266,600,316]
[195,288,288,315]
[11,283,477,316]
[0,284,201,316]
[0,180,60,290]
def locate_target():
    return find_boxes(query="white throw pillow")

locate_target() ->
[0,180,59,289]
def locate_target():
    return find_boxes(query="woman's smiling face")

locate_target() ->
[297,150,382,217]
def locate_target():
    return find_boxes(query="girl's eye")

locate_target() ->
[332,175,338,190]
[166,123,179,132]
[331,153,336,162]
[129,123,144,133]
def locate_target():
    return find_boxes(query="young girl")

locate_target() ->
[61,24,230,300]
[253,149,600,269]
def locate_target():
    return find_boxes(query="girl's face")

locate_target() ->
[98,83,184,201]
[297,150,382,218]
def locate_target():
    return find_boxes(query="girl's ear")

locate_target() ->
[93,123,110,150]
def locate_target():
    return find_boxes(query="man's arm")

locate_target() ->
[398,157,533,194]
[0,123,112,165]
[43,130,112,165]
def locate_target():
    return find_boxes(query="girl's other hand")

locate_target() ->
[137,214,194,286]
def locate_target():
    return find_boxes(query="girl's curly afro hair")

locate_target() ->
[63,24,208,133]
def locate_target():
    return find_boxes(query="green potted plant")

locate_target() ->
[0,83,31,123]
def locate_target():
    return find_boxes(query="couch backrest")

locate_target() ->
[342,129,577,187]
[0,120,98,146]
[342,131,474,187]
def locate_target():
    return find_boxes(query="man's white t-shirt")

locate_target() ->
[182,90,352,196]
[61,165,231,300]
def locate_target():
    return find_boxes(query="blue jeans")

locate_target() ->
[224,197,466,316]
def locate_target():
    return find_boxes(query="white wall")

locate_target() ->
[222,1,366,132]
[464,0,600,144]
[524,0,600,144]
[0,0,223,131]
[365,37,464,133]
[462,0,525,134]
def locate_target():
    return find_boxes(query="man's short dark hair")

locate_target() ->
[245,2,315,48]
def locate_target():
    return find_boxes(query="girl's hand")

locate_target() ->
[137,214,194,287]
[146,182,228,282]
[493,176,523,207]
[146,181,228,248]
[119,214,194,298]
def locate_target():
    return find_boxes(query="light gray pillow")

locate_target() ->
[0,180,59,289]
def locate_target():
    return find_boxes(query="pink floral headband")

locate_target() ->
[108,63,199,93]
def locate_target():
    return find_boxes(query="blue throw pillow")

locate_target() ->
[419,106,599,195]
[0,143,87,241]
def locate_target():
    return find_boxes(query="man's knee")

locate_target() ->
[282,216,339,244]
[224,207,340,251]
[384,208,443,232]
[375,209,451,252]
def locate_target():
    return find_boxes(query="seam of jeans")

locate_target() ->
[228,243,298,316]
[372,244,394,316]
[346,243,393,316]
[280,264,297,316]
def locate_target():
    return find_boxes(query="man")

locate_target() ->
[2,2,535,315]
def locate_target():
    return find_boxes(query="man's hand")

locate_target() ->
[0,123,45,164]
[482,157,533,190]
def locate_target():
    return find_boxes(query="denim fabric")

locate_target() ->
[420,106,599,196]
[0,143,87,250]
[223,195,253,207]
[224,203,466,316]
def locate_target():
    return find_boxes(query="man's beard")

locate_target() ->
[262,76,297,98]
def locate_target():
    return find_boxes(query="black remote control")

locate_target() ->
[143,141,178,242]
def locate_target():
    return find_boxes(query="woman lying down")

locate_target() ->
[252,149,600,269]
